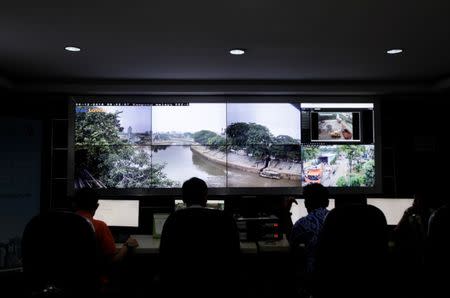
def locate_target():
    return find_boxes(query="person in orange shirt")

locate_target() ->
[73,190,138,284]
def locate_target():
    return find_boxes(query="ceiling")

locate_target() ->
[1,0,450,88]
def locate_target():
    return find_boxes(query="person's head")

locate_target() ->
[73,189,99,215]
[182,177,208,207]
[303,183,329,213]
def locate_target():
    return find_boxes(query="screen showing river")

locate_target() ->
[152,145,300,188]
[73,102,375,190]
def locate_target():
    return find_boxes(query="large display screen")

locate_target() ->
[71,100,377,194]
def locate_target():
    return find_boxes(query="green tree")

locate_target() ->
[301,146,320,161]
[349,174,364,187]
[336,176,348,187]
[75,106,126,146]
[363,159,375,187]
[150,163,179,188]
[246,144,269,159]
[270,144,301,161]
[226,123,250,146]
[193,130,219,144]
[246,123,272,146]
[75,108,175,188]
[338,145,365,175]
[101,147,152,188]
[76,107,131,183]
[207,135,227,151]
[226,122,273,158]
[273,135,297,144]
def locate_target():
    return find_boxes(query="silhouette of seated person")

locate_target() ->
[288,184,330,273]
[282,184,330,297]
[159,177,240,296]
[427,201,450,298]
[22,211,99,297]
[72,190,139,287]
[393,185,444,296]
[314,204,388,298]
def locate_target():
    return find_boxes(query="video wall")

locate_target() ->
[72,100,377,193]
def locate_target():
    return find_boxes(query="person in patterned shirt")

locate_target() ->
[290,183,330,273]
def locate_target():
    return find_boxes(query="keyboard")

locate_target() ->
[114,233,130,244]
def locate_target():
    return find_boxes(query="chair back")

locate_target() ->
[315,204,388,298]
[159,208,240,296]
[22,211,99,296]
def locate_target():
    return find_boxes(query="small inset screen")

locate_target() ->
[95,200,139,227]
[300,103,374,144]
[313,112,360,141]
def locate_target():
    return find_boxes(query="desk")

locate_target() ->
[257,234,291,253]
[115,235,160,254]
[116,235,285,255]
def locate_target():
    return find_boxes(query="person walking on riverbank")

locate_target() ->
[259,154,271,172]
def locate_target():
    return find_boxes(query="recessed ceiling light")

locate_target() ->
[229,48,246,55]
[65,46,81,52]
[386,49,403,55]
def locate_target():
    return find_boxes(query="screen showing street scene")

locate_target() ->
[75,105,154,189]
[316,112,355,141]
[226,103,301,187]
[301,145,375,187]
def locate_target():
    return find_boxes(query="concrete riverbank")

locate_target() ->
[190,146,300,180]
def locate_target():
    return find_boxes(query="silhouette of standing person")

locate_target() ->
[260,154,271,172]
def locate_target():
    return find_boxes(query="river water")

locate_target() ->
[151,145,299,187]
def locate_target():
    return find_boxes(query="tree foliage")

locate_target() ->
[75,107,175,188]
[193,130,220,144]
[101,147,152,188]
[301,146,320,161]
[336,176,348,187]
[338,145,365,174]
[349,174,365,187]
[273,135,296,144]
[207,135,227,151]
[246,123,272,146]
[363,159,375,187]
[225,122,299,160]
[150,163,179,188]
[271,145,301,161]
[75,107,126,146]
[225,123,250,146]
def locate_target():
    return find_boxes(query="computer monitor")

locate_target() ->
[367,198,413,225]
[95,200,139,227]
[174,199,225,211]
[290,199,335,224]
